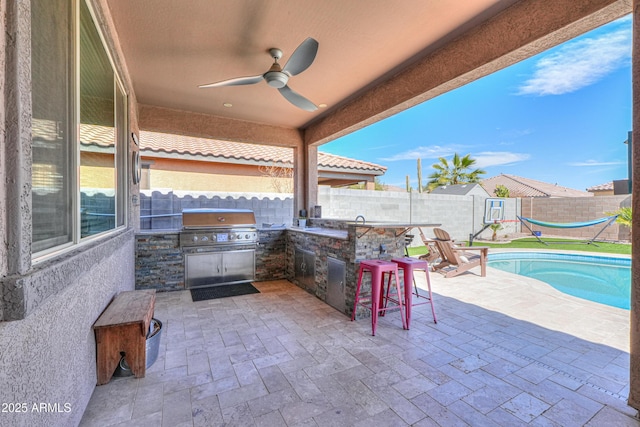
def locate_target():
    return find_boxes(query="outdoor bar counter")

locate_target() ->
[135,219,440,320]
[286,219,440,318]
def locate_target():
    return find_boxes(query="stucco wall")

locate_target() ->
[0,1,139,425]
[0,0,8,282]
[0,233,135,427]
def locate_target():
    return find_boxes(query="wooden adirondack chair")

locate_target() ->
[417,227,441,267]
[431,228,489,278]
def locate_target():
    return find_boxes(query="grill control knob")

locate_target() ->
[245,234,250,239]
[192,236,198,242]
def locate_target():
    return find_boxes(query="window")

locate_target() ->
[31,0,127,257]
[31,0,74,252]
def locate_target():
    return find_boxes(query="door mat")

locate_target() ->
[190,283,260,301]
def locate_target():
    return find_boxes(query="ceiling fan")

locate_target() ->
[199,37,319,111]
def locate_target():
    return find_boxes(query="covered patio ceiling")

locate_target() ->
[104,0,630,148]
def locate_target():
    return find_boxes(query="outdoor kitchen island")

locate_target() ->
[286,219,440,319]
[134,218,439,320]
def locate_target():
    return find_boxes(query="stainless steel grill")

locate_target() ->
[180,208,258,247]
[179,209,258,289]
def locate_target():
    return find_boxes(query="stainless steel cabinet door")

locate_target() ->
[294,248,315,289]
[185,252,223,288]
[326,257,345,312]
[185,249,255,288]
[223,249,256,284]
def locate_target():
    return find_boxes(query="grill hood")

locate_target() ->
[182,208,256,229]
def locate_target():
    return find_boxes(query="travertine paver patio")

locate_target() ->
[80,265,639,426]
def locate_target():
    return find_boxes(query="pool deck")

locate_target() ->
[80,260,638,426]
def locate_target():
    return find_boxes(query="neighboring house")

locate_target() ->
[587,182,615,196]
[429,183,490,197]
[381,184,407,192]
[481,174,593,198]
[139,130,386,192]
[587,180,631,196]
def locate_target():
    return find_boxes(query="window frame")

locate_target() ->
[31,0,129,262]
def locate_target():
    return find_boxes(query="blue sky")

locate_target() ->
[322,15,632,192]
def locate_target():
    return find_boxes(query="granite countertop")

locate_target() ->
[136,229,180,234]
[258,226,287,231]
[287,226,349,240]
[346,222,441,228]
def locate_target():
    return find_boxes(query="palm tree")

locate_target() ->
[606,207,632,237]
[489,223,503,241]
[426,153,486,190]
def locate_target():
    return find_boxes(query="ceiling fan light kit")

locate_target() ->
[199,37,319,111]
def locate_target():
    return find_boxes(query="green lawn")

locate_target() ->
[407,237,631,256]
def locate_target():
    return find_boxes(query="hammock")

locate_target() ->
[517,215,618,246]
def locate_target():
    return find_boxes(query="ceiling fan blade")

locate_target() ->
[282,37,318,76]
[198,75,263,88]
[278,85,317,111]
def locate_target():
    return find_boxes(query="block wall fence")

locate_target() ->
[521,195,631,241]
[140,189,631,242]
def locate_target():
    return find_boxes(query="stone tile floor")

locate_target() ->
[80,265,639,426]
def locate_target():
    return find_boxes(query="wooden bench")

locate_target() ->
[93,290,156,385]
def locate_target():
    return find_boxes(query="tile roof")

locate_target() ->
[139,130,386,173]
[80,124,115,148]
[34,120,116,149]
[429,183,489,196]
[586,182,614,192]
[32,119,58,142]
[34,121,386,175]
[481,174,592,198]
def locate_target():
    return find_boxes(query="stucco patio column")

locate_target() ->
[293,144,304,217]
[306,145,319,215]
[630,0,640,411]
[292,142,318,218]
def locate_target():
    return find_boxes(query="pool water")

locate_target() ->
[488,252,631,310]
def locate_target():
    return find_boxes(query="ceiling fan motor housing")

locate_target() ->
[264,71,289,88]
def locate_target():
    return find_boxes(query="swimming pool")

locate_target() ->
[488,252,631,309]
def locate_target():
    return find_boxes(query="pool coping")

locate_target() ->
[488,249,631,266]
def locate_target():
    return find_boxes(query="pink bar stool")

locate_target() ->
[351,259,407,336]
[391,257,437,328]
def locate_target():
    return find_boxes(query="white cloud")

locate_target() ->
[568,160,625,167]
[379,145,459,161]
[474,152,530,168]
[381,148,529,168]
[517,26,631,96]
[498,128,533,139]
